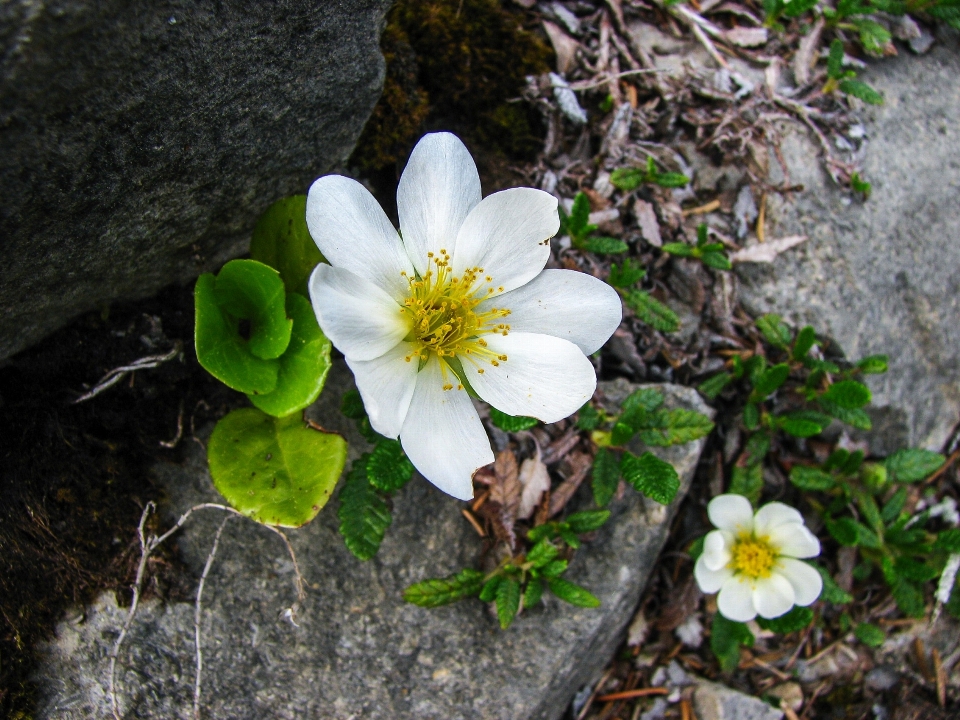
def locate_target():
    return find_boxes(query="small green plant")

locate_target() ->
[823,39,883,105]
[762,0,819,31]
[662,223,732,271]
[606,258,681,333]
[610,156,690,192]
[850,171,872,199]
[559,192,628,255]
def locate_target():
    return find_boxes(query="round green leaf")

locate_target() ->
[195,273,279,395]
[214,259,292,360]
[208,408,347,527]
[248,293,332,417]
[250,195,326,297]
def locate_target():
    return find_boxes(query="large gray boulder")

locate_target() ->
[737,34,960,454]
[34,364,711,720]
[0,0,392,361]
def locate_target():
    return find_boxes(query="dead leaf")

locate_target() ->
[732,185,758,239]
[723,27,767,47]
[517,456,551,520]
[476,500,516,549]
[634,198,662,247]
[655,577,703,632]
[548,451,593,517]
[542,429,580,465]
[543,20,580,76]
[491,449,521,522]
[793,17,824,87]
[730,235,807,263]
[627,608,650,647]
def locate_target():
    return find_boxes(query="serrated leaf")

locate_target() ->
[698,372,732,400]
[623,387,665,414]
[622,290,681,332]
[792,326,817,360]
[839,79,883,105]
[742,403,760,430]
[756,606,813,633]
[729,463,763,505]
[853,18,892,55]
[891,578,925,618]
[780,417,826,438]
[812,563,853,604]
[403,569,485,608]
[540,559,568,577]
[620,451,680,504]
[854,623,885,647]
[790,465,836,491]
[611,421,637,446]
[826,516,860,546]
[756,314,791,349]
[700,251,732,271]
[340,389,366,419]
[662,242,696,257]
[827,39,845,80]
[935,529,960,553]
[822,380,871,409]
[636,409,715,447]
[782,0,818,16]
[582,236,629,255]
[567,192,592,238]
[885,449,945,483]
[610,167,647,192]
[840,450,865,475]
[576,402,601,431]
[496,578,522,629]
[652,172,690,188]
[338,458,392,560]
[560,526,581,549]
[547,577,600,607]
[208,409,346,528]
[592,447,621,507]
[752,363,791,398]
[881,487,907,524]
[608,258,646,288]
[857,354,888,374]
[711,613,753,672]
[567,509,611,533]
[819,399,872,430]
[854,488,884,535]
[894,557,938,582]
[489,407,539,432]
[523,578,544,609]
[249,195,324,297]
[479,575,503,602]
[366,439,414,492]
[743,433,771,466]
[526,539,559,567]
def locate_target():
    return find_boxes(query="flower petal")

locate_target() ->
[345,342,418,439]
[752,573,796,619]
[452,188,559,296]
[464,332,595,424]
[754,502,805,536]
[702,530,733,572]
[397,133,482,276]
[717,576,757,622]
[777,558,824,606]
[485,269,623,355]
[707,494,755,534]
[399,356,493,501]
[768,522,821,559]
[306,175,414,301]
[695,554,734,593]
[308,264,410,362]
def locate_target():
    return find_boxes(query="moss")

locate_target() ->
[351,0,554,171]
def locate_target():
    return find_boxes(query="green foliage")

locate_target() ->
[813,564,854,604]
[403,569,485,607]
[249,195,324,297]
[756,314,792,349]
[208,409,347,527]
[698,372,733,400]
[576,402,603,431]
[337,458,393,561]
[546,577,601,607]
[790,465,837,491]
[729,463,764,505]
[567,510,611,533]
[935,529,960,553]
[496,577,522,628]
[662,224,731,270]
[621,289,681,332]
[610,156,690,191]
[620,451,681,505]
[756,606,814,633]
[850,172,872,199]
[711,613,753,672]
[583,236,630,254]
[821,380,871,409]
[560,192,627,255]
[489,407,539,432]
[366,439,415,492]
[823,40,883,104]
[885,449,945,483]
[854,622,886,647]
[607,258,646,288]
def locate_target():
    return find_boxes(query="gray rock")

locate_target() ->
[0,0,392,361]
[737,35,960,454]
[693,680,784,720]
[34,364,712,720]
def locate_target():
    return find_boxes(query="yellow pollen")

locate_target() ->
[730,535,777,579]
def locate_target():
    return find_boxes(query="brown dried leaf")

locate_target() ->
[542,429,580,465]
[548,451,593,517]
[634,198,662,247]
[723,27,768,47]
[794,17,824,87]
[476,500,516,549]
[730,235,807,264]
[517,457,551,520]
[655,577,702,632]
[542,20,580,76]
[491,449,521,524]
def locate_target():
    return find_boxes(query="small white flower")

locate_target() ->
[306,132,622,501]
[695,494,823,622]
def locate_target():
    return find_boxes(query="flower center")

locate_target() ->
[730,535,777,579]
[400,249,511,389]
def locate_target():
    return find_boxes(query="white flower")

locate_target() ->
[305,132,622,501]
[695,494,823,622]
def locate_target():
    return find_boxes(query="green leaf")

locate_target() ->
[523,578,544,609]
[711,613,753,672]
[779,413,829,438]
[611,421,637,446]
[819,399,872,430]
[526,539,560,567]
[488,407,539,432]
[826,516,860,546]
[840,450,865,475]
[752,363,791,398]
[636,409,715,447]
[782,0,819,16]
[756,606,814,633]
[894,557,938,582]
[743,433,771,466]
[885,449,945,483]
[881,487,907,524]
[839,79,883,105]
[607,258,646,288]
[827,39,845,80]
[854,623,886,647]
[592,447,622,507]
[622,290,681,332]
[856,354,888,374]
[540,559,568,577]
[567,510,611,533]
[546,577,601,607]
[247,293,332,417]
[249,195,325,296]
[582,236,629,255]
[854,488,884,535]
[935,528,960,553]
[662,242,696,257]
[610,167,646,192]
[208,409,347,527]
[620,451,680,504]
[366,439,414,492]
[822,380,871,409]
[790,465,836,491]
[700,251,732,271]
[853,18,892,55]
[792,326,817,360]
[652,172,690,188]
[341,389,366,419]
[688,535,705,561]
[812,563,853,604]
[622,388,665,414]
[214,259,293,360]
[567,192,592,239]
[756,314,791,349]
[742,403,760,430]
[479,575,503,602]
[403,569,485,608]
[729,463,763,505]
[698,372,732,400]
[891,578,925,618]
[195,273,279,395]
[338,458,392,560]
[576,402,602,431]
[496,578,522,629]
[850,172,872,198]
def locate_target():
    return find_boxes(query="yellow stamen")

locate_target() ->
[730,534,777,579]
